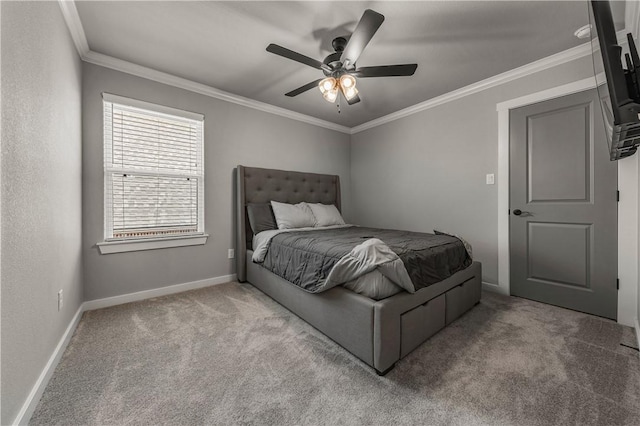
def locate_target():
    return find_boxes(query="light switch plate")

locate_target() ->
[486,173,495,185]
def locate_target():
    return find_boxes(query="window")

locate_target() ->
[98,94,206,254]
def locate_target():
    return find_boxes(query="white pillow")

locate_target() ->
[305,203,345,227]
[270,201,316,229]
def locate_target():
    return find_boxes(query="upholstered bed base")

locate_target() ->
[236,165,482,374]
[247,252,481,373]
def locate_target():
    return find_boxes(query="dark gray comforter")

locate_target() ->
[260,227,471,293]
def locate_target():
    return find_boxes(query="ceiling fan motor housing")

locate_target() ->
[332,36,347,52]
[323,36,355,76]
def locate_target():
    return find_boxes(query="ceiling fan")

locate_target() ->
[266,9,418,105]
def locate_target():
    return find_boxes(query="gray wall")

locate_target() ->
[1,2,83,424]
[82,63,351,301]
[350,56,596,285]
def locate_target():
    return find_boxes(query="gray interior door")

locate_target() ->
[509,89,618,319]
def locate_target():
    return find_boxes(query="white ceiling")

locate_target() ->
[74,1,626,128]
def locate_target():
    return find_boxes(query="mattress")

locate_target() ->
[254,226,472,298]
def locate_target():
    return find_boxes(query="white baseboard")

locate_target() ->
[13,273,236,425]
[12,305,84,425]
[83,274,237,311]
[482,281,508,295]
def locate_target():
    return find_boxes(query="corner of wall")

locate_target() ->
[2,1,84,424]
[626,0,640,342]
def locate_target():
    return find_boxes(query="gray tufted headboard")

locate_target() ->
[236,165,341,282]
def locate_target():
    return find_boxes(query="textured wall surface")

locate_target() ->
[1,2,83,424]
[82,63,351,301]
[350,56,597,285]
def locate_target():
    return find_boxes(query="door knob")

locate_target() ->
[513,209,522,216]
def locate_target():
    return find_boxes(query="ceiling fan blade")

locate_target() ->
[353,64,418,78]
[267,44,330,71]
[285,79,324,97]
[346,94,361,105]
[340,9,385,68]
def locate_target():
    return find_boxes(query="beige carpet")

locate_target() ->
[31,282,640,425]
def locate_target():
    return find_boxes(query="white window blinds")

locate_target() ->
[103,94,204,241]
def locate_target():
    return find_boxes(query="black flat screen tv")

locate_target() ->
[590,0,640,160]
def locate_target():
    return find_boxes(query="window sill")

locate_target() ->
[97,234,208,254]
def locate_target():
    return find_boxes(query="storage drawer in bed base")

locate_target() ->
[397,276,480,359]
[400,294,446,358]
[445,277,482,325]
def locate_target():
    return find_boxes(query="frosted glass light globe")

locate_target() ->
[340,74,356,89]
[319,77,336,94]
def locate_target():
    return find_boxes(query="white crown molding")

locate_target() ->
[56,1,350,134]
[57,0,629,136]
[351,43,592,133]
[351,29,627,134]
[82,50,351,134]
[57,0,89,57]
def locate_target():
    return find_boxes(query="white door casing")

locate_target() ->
[495,76,638,326]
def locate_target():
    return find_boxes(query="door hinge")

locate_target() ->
[617,190,620,202]
[617,278,619,290]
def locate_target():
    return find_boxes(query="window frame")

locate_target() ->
[97,93,207,254]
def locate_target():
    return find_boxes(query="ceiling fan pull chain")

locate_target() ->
[337,101,341,114]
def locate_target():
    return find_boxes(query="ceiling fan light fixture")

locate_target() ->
[319,77,337,95]
[341,85,359,101]
[268,9,416,107]
[323,87,339,103]
[340,74,356,89]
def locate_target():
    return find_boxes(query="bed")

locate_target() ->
[236,165,482,375]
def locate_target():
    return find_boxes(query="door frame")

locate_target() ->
[495,76,638,326]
